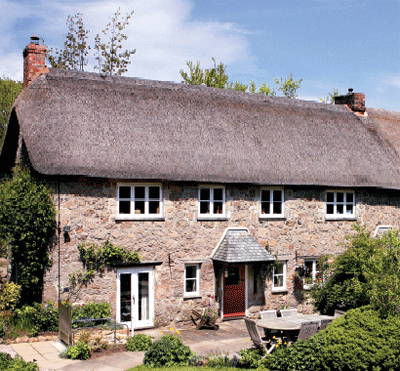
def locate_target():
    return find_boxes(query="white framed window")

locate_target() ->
[260,188,284,218]
[272,261,287,292]
[303,260,322,290]
[184,264,200,297]
[198,186,225,218]
[373,225,392,238]
[326,190,355,220]
[117,183,162,220]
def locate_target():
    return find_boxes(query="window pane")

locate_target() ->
[214,202,223,214]
[186,279,196,293]
[337,204,344,214]
[200,201,210,214]
[274,275,283,287]
[273,202,282,214]
[336,192,344,203]
[135,201,145,214]
[200,188,210,201]
[186,266,196,279]
[135,186,145,199]
[346,205,353,214]
[261,190,270,202]
[327,204,334,214]
[346,192,354,203]
[149,186,160,199]
[273,190,282,202]
[275,264,283,275]
[327,192,334,203]
[261,201,270,214]
[119,201,131,214]
[119,186,131,199]
[149,201,160,214]
[225,267,241,285]
[304,261,313,278]
[214,188,223,201]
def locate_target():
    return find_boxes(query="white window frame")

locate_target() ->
[325,190,356,220]
[117,183,163,220]
[260,187,284,218]
[373,225,392,238]
[303,260,321,290]
[184,264,200,297]
[272,261,287,292]
[198,185,226,219]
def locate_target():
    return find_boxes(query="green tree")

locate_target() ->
[94,8,136,75]
[47,13,90,71]
[0,166,56,305]
[0,77,23,142]
[180,58,228,88]
[310,225,400,316]
[274,73,302,98]
[319,88,339,104]
[180,59,301,97]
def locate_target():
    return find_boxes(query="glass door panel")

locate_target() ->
[120,273,132,322]
[138,272,149,321]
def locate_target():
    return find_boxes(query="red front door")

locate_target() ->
[223,265,246,318]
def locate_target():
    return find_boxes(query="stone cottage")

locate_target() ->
[1,36,400,328]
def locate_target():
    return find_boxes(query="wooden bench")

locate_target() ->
[191,310,219,330]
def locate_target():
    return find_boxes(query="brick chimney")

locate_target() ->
[334,88,366,113]
[23,36,47,87]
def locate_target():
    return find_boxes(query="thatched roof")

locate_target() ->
[2,69,400,189]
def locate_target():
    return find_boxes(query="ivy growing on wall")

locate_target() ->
[65,240,141,303]
[0,166,56,305]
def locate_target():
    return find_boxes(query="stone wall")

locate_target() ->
[42,178,400,326]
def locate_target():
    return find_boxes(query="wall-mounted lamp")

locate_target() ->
[63,225,71,243]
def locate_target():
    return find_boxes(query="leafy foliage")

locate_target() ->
[143,334,193,367]
[238,347,265,368]
[310,225,400,316]
[0,77,23,142]
[180,59,302,98]
[0,353,39,371]
[319,88,339,104]
[0,166,56,305]
[66,341,92,360]
[127,334,153,351]
[72,302,111,328]
[11,301,58,336]
[0,281,21,312]
[47,14,90,71]
[94,8,136,75]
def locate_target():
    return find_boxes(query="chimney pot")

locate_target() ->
[23,36,47,87]
[348,88,353,93]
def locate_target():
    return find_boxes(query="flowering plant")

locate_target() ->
[203,307,217,321]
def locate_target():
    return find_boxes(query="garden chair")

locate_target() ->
[319,318,333,331]
[334,309,346,318]
[244,318,276,354]
[296,321,319,341]
[259,310,280,339]
[280,309,297,317]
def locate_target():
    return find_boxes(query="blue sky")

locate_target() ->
[1,0,399,111]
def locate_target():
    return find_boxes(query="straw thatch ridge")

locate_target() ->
[2,68,400,189]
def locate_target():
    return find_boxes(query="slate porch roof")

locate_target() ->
[212,228,275,263]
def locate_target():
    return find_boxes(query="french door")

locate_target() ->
[117,267,154,328]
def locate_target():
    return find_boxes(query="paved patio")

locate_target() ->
[4,319,252,371]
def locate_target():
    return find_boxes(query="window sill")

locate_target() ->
[183,294,201,300]
[259,215,286,221]
[325,215,357,221]
[115,216,165,222]
[197,216,229,221]
[271,288,288,293]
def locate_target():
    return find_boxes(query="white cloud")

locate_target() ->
[0,0,253,82]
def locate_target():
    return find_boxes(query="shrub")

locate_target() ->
[239,347,265,369]
[66,342,92,360]
[127,334,153,351]
[72,302,111,328]
[0,353,39,371]
[143,334,193,367]
[11,302,58,336]
[264,307,400,371]
[0,281,21,312]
